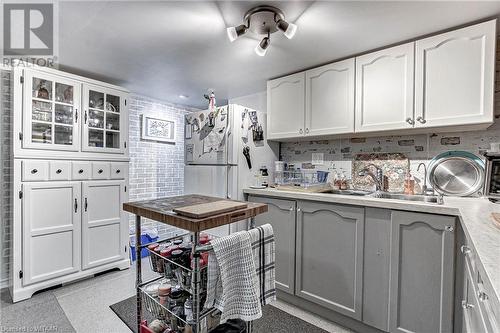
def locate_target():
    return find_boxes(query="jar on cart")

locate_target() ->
[147,243,159,272]
[160,245,174,280]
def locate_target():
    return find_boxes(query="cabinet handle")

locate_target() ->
[289,207,294,211]
[299,129,303,134]
[116,169,121,174]
[98,169,103,174]
[74,198,78,213]
[461,300,474,309]
[75,109,78,123]
[31,169,38,174]
[78,169,84,174]
[461,245,471,255]
[56,169,62,174]
[477,291,488,302]
[84,110,88,124]
[416,116,426,124]
[85,198,88,212]
[445,225,454,232]
[305,128,309,134]
[406,118,414,125]
[297,207,301,212]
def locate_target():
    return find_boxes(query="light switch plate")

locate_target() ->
[312,153,324,165]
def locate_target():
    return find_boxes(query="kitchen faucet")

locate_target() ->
[358,164,384,192]
[417,162,434,195]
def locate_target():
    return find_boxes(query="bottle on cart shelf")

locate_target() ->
[147,243,159,271]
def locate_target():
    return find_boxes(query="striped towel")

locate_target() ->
[249,224,276,306]
[203,230,262,323]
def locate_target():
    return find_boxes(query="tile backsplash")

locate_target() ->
[280,118,500,192]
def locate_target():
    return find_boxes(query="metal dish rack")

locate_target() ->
[135,219,256,333]
[274,169,331,192]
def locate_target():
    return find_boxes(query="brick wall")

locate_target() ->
[1,68,13,287]
[127,94,198,238]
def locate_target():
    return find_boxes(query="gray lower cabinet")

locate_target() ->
[389,211,456,333]
[248,195,296,294]
[295,200,365,320]
[246,195,458,333]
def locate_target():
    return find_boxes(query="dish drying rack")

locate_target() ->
[274,169,331,193]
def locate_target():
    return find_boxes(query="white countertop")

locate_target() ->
[243,187,500,306]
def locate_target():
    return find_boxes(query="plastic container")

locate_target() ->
[129,227,159,261]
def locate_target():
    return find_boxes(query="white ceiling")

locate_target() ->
[58,1,500,108]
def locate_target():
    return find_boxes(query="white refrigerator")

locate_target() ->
[184,104,279,236]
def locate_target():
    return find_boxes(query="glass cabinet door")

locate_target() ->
[83,85,126,153]
[24,71,81,151]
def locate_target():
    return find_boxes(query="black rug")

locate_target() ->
[110,296,329,333]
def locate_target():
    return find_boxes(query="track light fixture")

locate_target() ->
[255,34,270,57]
[226,5,297,56]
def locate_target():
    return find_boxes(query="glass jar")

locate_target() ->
[147,243,159,272]
[160,244,174,279]
[184,298,193,323]
[171,249,184,284]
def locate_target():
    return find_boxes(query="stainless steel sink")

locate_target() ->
[328,189,372,196]
[369,192,440,203]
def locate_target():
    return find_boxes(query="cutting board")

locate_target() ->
[173,200,248,219]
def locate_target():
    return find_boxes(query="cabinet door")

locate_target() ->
[248,196,296,294]
[355,43,415,132]
[81,180,127,269]
[305,59,355,136]
[389,211,456,333]
[82,84,127,154]
[295,201,364,320]
[23,69,81,151]
[22,182,81,285]
[415,20,495,128]
[267,72,305,139]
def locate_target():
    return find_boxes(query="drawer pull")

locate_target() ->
[478,291,488,302]
[56,169,62,174]
[98,169,103,174]
[461,245,471,255]
[406,117,414,125]
[74,198,78,213]
[85,198,88,212]
[116,169,121,174]
[31,169,38,174]
[461,300,474,309]
[78,169,84,174]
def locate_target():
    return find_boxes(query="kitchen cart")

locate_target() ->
[123,194,268,333]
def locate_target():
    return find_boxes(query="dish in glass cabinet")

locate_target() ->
[36,82,50,99]
[106,102,116,112]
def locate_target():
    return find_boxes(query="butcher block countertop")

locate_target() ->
[123,194,268,232]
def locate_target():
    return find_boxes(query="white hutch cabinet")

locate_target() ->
[10,67,130,302]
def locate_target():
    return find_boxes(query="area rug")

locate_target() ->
[110,295,329,333]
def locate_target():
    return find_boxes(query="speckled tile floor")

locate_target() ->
[1,264,353,333]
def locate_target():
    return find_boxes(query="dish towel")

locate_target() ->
[249,224,276,306]
[204,230,262,323]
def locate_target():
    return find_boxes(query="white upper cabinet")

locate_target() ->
[267,72,305,140]
[355,43,415,132]
[83,84,127,154]
[305,59,355,136]
[24,69,81,151]
[415,20,495,128]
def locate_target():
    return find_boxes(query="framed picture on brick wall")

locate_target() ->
[141,115,175,143]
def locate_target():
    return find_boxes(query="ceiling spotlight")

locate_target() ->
[276,19,298,39]
[226,24,248,42]
[255,36,270,57]
[227,5,297,56]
